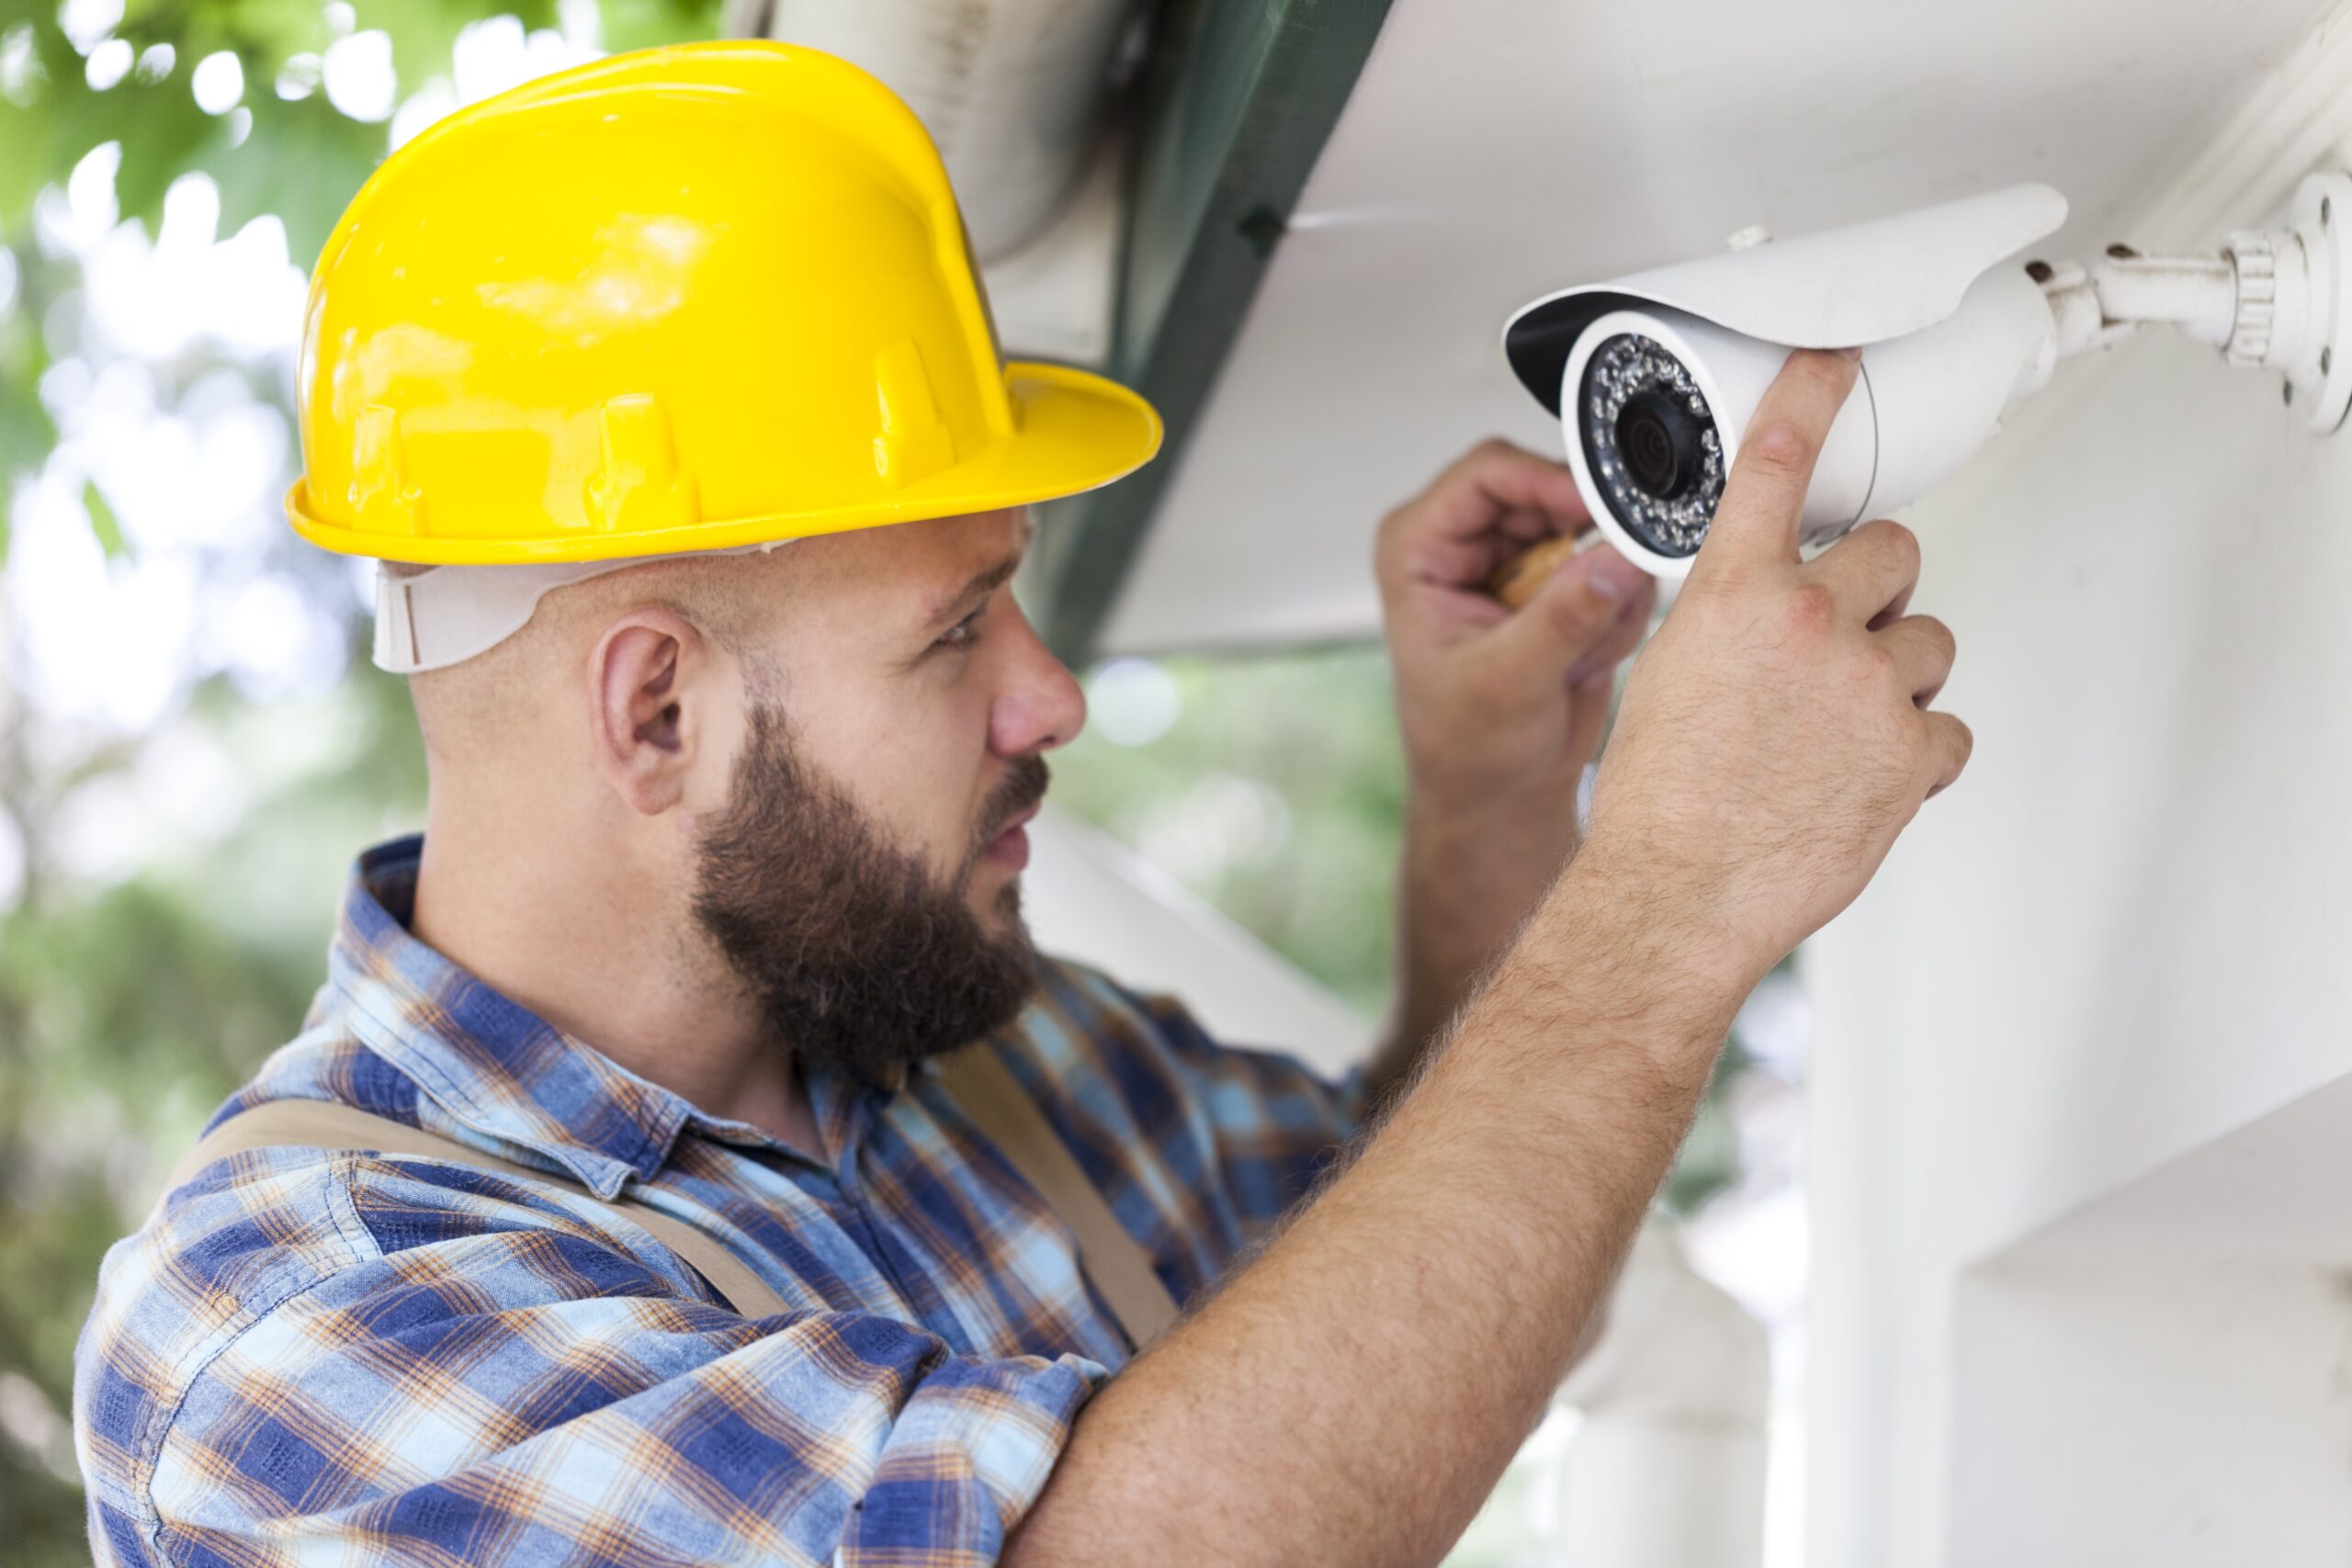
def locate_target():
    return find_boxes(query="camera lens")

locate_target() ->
[1615,390,1702,498]
[1577,333,1724,558]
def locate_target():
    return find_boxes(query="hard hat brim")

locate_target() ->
[288,361,1162,566]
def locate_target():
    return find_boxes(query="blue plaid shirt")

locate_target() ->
[74,837,1357,1566]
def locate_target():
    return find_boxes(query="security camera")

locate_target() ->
[1505,175,2352,578]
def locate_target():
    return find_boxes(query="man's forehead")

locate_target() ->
[858,507,1033,605]
[906,506,1033,565]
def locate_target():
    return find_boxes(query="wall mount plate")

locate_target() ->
[2236,169,2352,433]
[2288,170,2352,433]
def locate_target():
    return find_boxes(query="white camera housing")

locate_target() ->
[1504,185,2071,577]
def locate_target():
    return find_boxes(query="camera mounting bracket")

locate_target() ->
[2048,170,2352,434]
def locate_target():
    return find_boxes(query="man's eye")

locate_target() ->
[936,609,984,649]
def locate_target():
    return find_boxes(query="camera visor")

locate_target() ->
[1577,333,1725,558]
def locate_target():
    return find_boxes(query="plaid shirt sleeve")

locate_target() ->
[78,1148,1101,1568]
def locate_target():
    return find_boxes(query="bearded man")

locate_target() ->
[74,43,1968,1568]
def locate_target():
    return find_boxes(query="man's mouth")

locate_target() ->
[983,803,1041,871]
[970,756,1051,878]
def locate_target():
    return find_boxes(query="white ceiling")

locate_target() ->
[1097,0,2344,653]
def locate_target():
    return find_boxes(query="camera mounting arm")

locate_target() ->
[2037,169,2352,433]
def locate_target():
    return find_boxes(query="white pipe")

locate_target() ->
[2040,249,2242,364]
[735,0,1138,260]
[1548,1224,1770,1567]
[2087,252,2238,345]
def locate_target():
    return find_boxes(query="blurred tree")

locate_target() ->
[0,0,710,1558]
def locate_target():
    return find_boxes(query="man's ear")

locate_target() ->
[587,607,718,816]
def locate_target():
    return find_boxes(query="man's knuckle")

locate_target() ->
[1918,615,1957,663]
[1853,638,1900,690]
[1781,581,1837,639]
[1545,596,1602,648]
[1856,517,1919,572]
[1742,422,1813,477]
[1905,709,1939,755]
[1799,348,1862,395]
[1458,654,1518,713]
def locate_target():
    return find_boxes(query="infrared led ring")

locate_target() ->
[1576,333,1727,560]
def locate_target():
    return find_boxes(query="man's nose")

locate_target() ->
[990,603,1088,757]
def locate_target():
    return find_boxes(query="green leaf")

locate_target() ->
[600,0,721,54]
[82,478,125,558]
[200,93,385,263]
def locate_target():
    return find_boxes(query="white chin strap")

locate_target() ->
[372,543,786,674]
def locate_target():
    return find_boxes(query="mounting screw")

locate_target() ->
[1236,205,1287,260]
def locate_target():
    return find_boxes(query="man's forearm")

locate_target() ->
[1007,854,1746,1568]
[1373,790,1580,1098]
[1013,346,1971,1568]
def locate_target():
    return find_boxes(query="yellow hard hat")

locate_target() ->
[287,40,1161,566]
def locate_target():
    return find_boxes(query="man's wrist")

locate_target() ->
[1507,843,1760,1076]
[1403,778,1579,872]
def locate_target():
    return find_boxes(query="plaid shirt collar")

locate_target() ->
[323,834,811,1199]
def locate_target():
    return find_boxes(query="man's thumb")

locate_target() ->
[1489,544,1647,686]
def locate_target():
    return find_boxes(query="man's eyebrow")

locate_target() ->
[925,552,1023,628]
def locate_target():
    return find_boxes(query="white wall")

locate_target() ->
[1020,806,1375,1075]
[1803,40,2352,1558]
[1944,1071,2352,1566]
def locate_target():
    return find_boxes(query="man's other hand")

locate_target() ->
[1374,438,1657,825]
[1583,349,1973,992]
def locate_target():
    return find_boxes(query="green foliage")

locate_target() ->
[80,478,123,556]
[0,0,724,291]
[0,0,707,1554]
[1053,647,1409,1017]
[203,92,400,259]
[0,669,430,1568]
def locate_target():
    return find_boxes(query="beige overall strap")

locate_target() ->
[935,1045,1182,1351]
[166,1100,789,1319]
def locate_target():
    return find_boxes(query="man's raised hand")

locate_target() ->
[1578,348,1973,989]
[1374,438,1655,819]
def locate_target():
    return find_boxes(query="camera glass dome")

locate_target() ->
[1577,333,1725,558]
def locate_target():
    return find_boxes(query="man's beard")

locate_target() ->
[690,698,1048,1086]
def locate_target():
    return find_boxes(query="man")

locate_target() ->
[74,41,1967,1568]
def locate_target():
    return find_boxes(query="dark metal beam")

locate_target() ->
[1032,0,1396,663]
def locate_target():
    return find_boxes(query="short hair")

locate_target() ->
[406,552,775,764]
